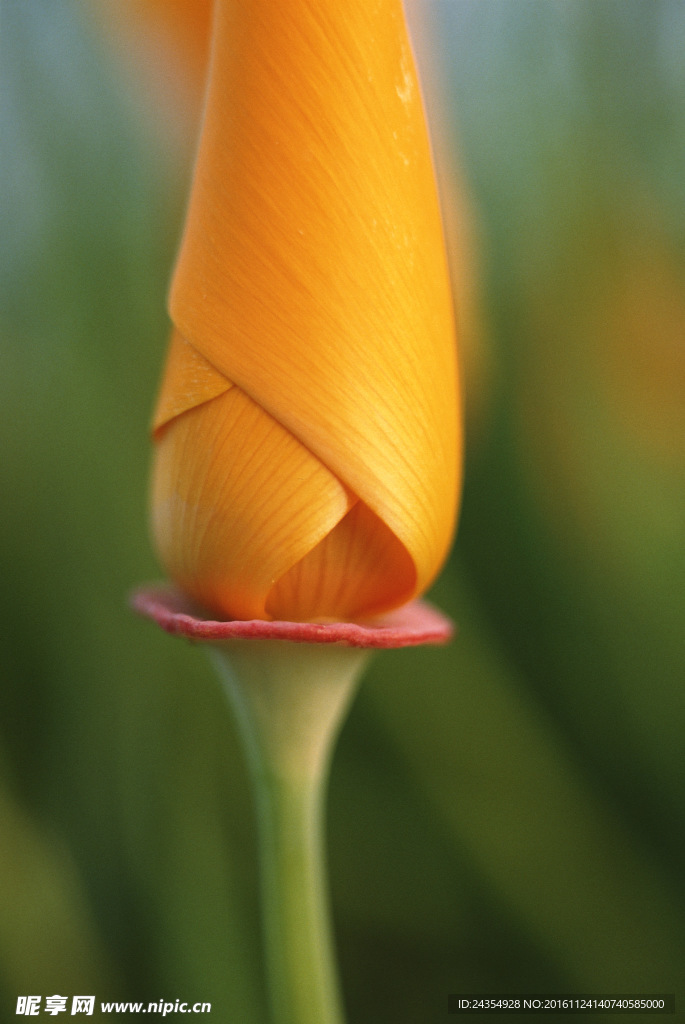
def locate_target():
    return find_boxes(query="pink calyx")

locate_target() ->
[131,585,454,649]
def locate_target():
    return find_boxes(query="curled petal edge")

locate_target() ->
[130,584,454,649]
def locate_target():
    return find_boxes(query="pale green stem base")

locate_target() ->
[210,640,371,1024]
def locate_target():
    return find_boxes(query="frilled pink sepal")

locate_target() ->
[131,585,454,649]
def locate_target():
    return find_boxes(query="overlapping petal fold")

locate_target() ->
[151,0,462,621]
[153,378,356,620]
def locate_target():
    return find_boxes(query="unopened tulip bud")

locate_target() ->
[151,0,462,622]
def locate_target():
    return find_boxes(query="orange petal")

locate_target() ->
[266,502,416,623]
[169,0,462,603]
[151,384,354,620]
[152,329,231,434]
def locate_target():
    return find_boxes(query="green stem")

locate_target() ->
[210,639,371,1024]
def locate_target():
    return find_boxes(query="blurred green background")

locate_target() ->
[2,1,684,1020]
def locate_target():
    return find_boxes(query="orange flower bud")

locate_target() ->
[150,0,462,622]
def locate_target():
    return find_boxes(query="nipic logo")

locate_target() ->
[16,996,94,1016]
[16,995,212,1016]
